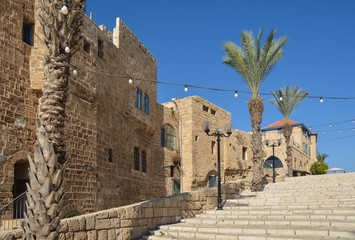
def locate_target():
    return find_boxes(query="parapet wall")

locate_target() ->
[0,179,249,240]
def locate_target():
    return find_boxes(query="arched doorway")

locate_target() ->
[12,160,29,218]
[12,160,29,198]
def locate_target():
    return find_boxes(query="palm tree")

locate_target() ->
[311,152,329,175]
[22,0,86,239]
[222,29,288,191]
[269,86,309,177]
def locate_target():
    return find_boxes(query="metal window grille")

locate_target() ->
[142,151,147,173]
[134,147,139,170]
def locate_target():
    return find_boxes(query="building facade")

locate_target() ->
[0,0,254,216]
[261,119,317,179]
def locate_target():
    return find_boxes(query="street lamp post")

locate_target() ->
[202,121,233,210]
[265,139,282,183]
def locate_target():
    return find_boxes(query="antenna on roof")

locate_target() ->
[90,12,93,20]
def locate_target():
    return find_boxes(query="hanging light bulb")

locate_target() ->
[329,123,332,127]
[234,91,238,98]
[184,85,188,92]
[353,120,354,123]
[279,96,283,101]
[60,0,69,15]
[65,43,70,53]
[128,77,133,84]
[320,97,324,103]
[73,67,77,75]
[323,131,326,134]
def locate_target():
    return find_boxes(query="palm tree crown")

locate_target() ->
[269,86,309,122]
[222,29,288,96]
[317,152,329,163]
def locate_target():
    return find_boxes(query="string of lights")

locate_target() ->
[69,64,355,102]
[316,127,355,134]
[317,134,355,143]
[309,119,355,128]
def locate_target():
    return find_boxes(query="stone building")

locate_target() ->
[261,119,317,178]
[1,0,166,214]
[0,0,254,217]
[163,96,253,193]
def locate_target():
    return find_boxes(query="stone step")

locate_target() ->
[181,216,355,229]
[241,190,355,196]
[146,233,347,240]
[153,223,355,239]
[195,213,355,221]
[203,207,355,215]
[284,173,355,181]
[223,202,355,209]
[225,197,355,204]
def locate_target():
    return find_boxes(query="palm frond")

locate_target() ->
[222,29,288,97]
[269,86,309,122]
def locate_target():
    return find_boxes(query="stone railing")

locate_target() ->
[0,179,248,240]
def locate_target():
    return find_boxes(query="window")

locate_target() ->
[263,156,284,168]
[242,147,247,160]
[208,176,217,188]
[136,88,142,110]
[195,136,198,141]
[210,109,216,115]
[108,149,113,162]
[83,41,90,54]
[144,94,149,115]
[173,180,180,195]
[262,131,266,136]
[98,38,103,58]
[309,147,311,156]
[211,141,216,154]
[142,151,147,173]
[161,124,176,149]
[278,129,282,134]
[203,106,209,112]
[134,147,140,170]
[22,22,32,45]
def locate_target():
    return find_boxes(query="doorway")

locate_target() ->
[12,160,29,218]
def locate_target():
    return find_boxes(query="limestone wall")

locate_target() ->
[0,179,248,240]
[0,0,165,214]
[262,125,316,177]
[163,96,254,193]
[0,0,39,207]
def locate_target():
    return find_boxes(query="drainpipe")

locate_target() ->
[172,98,183,193]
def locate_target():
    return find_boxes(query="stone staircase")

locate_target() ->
[142,173,355,239]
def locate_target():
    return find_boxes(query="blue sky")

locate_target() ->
[86,0,355,172]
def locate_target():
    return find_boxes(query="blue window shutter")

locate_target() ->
[136,88,142,110]
[144,94,149,115]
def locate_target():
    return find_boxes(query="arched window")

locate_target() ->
[263,156,284,169]
[161,124,176,149]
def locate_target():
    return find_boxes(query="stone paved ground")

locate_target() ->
[142,172,355,240]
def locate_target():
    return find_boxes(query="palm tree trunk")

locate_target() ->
[39,55,69,164]
[248,97,265,191]
[21,120,66,240]
[282,123,293,177]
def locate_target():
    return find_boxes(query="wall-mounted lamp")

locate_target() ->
[0,117,26,162]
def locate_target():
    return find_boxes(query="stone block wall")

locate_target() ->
[163,96,254,193]
[0,0,39,207]
[0,179,248,240]
[262,124,317,177]
[0,0,166,214]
